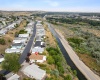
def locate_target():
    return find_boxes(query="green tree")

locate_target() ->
[73,70,77,76]
[1,54,21,72]
[47,56,55,64]
[0,38,6,45]
[64,74,72,80]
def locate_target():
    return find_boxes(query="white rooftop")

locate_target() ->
[32,47,44,54]
[22,64,46,80]
[8,74,20,80]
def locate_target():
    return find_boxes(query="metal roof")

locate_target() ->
[22,64,46,80]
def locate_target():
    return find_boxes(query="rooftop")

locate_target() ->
[22,64,46,80]
[29,54,43,60]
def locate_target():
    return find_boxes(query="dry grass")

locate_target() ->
[0,20,27,54]
[81,28,100,37]
[77,53,100,75]
[43,23,57,48]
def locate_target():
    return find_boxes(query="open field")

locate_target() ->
[0,20,27,54]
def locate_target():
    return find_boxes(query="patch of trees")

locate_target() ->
[46,47,64,74]
[1,54,21,72]
[18,29,27,34]
[0,38,6,45]
[47,17,100,26]
[68,29,100,65]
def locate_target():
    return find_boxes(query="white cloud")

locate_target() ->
[44,0,59,7]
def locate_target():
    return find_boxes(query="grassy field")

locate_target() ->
[0,20,27,54]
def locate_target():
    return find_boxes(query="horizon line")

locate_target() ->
[0,10,100,13]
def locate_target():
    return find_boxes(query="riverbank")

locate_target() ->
[55,29,100,80]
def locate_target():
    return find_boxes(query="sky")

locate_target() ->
[0,0,100,12]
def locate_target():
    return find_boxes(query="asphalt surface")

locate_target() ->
[19,22,36,64]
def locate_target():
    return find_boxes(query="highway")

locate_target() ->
[19,22,36,64]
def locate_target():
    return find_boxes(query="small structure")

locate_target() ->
[18,34,29,38]
[36,28,45,36]
[29,54,46,63]
[13,37,27,44]
[5,48,21,53]
[11,43,24,49]
[32,47,44,54]
[5,72,20,80]
[22,64,46,80]
[0,54,4,63]
[7,23,16,30]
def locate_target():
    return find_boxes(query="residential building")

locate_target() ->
[29,54,46,63]
[18,34,29,38]
[5,72,20,80]
[32,47,44,54]
[11,43,24,49]
[13,37,27,44]
[22,64,46,80]
[5,48,21,53]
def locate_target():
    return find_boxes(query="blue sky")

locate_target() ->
[0,0,100,12]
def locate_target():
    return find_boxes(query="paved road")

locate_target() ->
[19,22,36,64]
[55,29,100,80]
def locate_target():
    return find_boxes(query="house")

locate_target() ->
[18,34,29,38]
[7,23,16,30]
[7,74,20,80]
[11,43,24,49]
[0,28,8,36]
[29,54,46,63]
[13,37,27,44]
[36,23,43,28]
[32,47,44,54]
[22,64,46,80]
[25,27,32,34]
[0,54,4,63]
[5,48,21,53]
[28,22,34,26]
[5,72,20,80]
[36,28,45,36]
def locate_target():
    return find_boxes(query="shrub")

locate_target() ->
[0,38,6,45]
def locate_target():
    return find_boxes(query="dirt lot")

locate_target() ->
[0,20,27,54]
